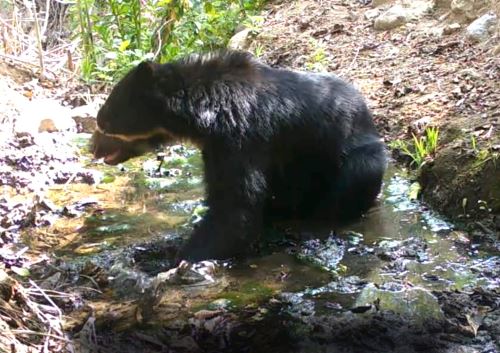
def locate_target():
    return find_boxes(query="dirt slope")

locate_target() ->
[249,0,499,239]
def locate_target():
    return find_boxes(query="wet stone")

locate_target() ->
[152,260,219,288]
[294,235,345,271]
[280,292,316,321]
[344,231,364,245]
[356,283,444,323]
[168,199,204,215]
[375,236,429,262]
[19,138,498,353]
[117,236,183,275]
[307,276,368,295]
[207,298,232,310]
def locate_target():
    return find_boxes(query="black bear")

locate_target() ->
[92,51,386,261]
[91,130,165,165]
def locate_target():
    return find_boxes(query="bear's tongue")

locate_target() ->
[103,150,122,165]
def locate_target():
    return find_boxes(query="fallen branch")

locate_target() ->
[10,329,72,343]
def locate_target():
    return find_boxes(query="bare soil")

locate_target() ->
[250,0,499,239]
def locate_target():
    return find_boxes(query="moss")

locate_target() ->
[216,281,275,309]
[419,142,500,222]
[438,124,463,145]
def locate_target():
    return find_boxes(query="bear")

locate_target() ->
[91,130,165,165]
[92,51,386,261]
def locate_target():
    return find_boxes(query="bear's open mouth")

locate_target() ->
[101,150,124,165]
[97,126,173,143]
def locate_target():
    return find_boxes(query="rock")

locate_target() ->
[434,0,452,8]
[495,215,500,231]
[227,28,253,51]
[71,104,98,133]
[466,12,497,42]
[14,99,76,134]
[372,0,394,7]
[443,22,462,34]
[207,298,232,310]
[448,230,470,244]
[170,336,201,353]
[374,5,407,30]
[374,1,433,30]
[451,0,490,20]
[451,0,474,15]
[72,116,97,133]
[296,236,345,271]
[356,283,444,322]
[71,103,98,119]
[405,0,434,20]
[365,9,381,20]
[409,116,432,134]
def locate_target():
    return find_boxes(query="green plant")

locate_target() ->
[469,134,499,169]
[424,125,439,153]
[71,0,264,83]
[306,46,328,72]
[253,43,265,57]
[389,126,440,169]
[470,135,478,153]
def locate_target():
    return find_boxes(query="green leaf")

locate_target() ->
[408,182,421,200]
[119,40,130,52]
[193,205,209,218]
[204,2,214,14]
[158,0,173,6]
[11,266,30,277]
[101,174,115,184]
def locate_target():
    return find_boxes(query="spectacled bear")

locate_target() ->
[92,129,164,165]
[92,51,386,261]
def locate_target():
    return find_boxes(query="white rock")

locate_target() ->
[71,103,98,119]
[374,1,433,30]
[14,99,76,134]
[434,0,452,8]
[374,5,408,30]
[451,0,489,20]
[451,0,473,13]
[227,28,253,51]
[404,0,434,20]
[372,0,394,7]
[365,9,381,20]
[71,105,98,133]
[356,284,444,322]
[443,23,462,35]
[466,12,497,42]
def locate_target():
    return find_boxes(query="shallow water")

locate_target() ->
[35,140,499,350]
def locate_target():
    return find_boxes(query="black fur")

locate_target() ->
[94,51,387,261]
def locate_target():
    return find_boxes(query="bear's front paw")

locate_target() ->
[176,234,248,263]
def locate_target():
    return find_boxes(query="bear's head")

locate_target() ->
[92,61,185,164]
[96,61,169,140]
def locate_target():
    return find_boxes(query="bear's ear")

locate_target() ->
[136,61,155,83]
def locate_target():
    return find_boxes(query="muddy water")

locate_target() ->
[37,138,499,352]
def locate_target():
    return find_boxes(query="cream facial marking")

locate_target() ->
[96,126,173,142]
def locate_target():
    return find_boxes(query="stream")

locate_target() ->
[29,135,499,353]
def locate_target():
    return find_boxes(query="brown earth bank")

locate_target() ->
[242,0,499,240]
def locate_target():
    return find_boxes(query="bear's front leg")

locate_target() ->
[178,151,268,261]
[179,208,260,261]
